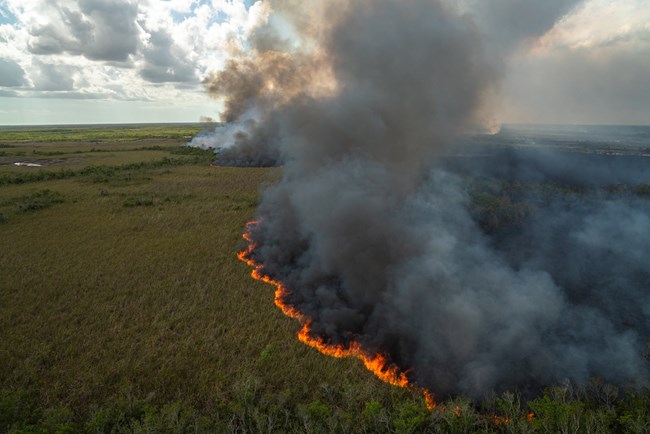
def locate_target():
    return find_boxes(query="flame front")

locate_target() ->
[238,221,436,409]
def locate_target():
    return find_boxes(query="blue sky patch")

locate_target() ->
[0,4,17,25]
[170,0,236,25]
[170,9,192,23]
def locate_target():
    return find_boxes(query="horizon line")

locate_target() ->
[1,121,649,128]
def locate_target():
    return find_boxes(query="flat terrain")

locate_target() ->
[0,125,647,433]
[0,124,419,432]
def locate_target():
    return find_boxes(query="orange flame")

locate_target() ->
[423,389,437,410]
[238,220,436,410]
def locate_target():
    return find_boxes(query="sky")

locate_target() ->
[0,0,648,126]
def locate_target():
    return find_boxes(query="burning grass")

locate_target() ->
[238,221,436,410]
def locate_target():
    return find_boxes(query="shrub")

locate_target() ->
[469,191,531,233]
[123,197,155,208]
[529,386,586,434]
[392,400,428,434]
[14,189,64,213]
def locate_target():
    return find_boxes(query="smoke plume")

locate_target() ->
[195,0,649,399]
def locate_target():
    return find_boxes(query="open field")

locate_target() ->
[0,124,204,143]
[1,125,648,433]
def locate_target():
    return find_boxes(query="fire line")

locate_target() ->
[238,220,437,410]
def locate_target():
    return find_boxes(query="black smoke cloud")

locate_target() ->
[193,0,649,398]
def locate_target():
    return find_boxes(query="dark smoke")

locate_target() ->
[193,0,649,398]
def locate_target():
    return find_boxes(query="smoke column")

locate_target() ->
[194,0,649,399]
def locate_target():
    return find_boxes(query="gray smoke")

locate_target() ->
[454,0,583,50]
[198,0,649,398]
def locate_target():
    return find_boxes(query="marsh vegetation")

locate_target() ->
[0,125,648,433]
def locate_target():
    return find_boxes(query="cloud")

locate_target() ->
[139,28,198,83]
[503,45,650,125]
[36,90,108,99]
[451,0,584,50]
[537,0,650,50]
[1,0,646,125]
[0,89,19,96]
[24,0,141,62]
[31,60,76,91]
[501,0,650,125]
[0,0,270,109]
[0,57,26,86]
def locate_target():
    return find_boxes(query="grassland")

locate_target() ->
[0,124,202,143]
[1,125,648,433]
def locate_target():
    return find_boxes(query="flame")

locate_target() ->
[422,389,437,410]
[238,220,436,410]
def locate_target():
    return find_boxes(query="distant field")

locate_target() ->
[0,125,647,433]
[0,123,206,143]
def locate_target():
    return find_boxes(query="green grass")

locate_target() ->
[0,125,420,430]
[1,125,648,433]
[0,124,210,176]
[2,189,65,213]
[0,123,206,143]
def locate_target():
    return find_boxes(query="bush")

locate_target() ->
[0,390,39,432]
[469,191,530,233]
[123,197,155,208]
[169,146,215,159]
[529,385,586,434]
[14,189,65,213]
[392,400,428,434]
